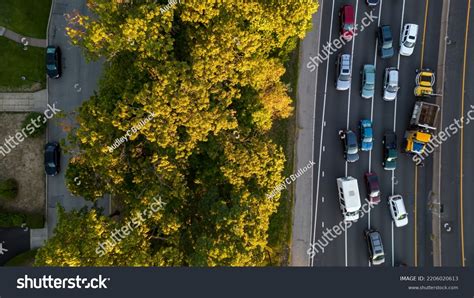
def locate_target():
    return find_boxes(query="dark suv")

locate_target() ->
[378,25,394,59]
[342,130,359,163]
[383,131,397,170]
[45,142,60,176]
[364,229,385,265]
[46,46,61,79]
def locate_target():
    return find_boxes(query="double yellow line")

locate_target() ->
[459,0,471,268]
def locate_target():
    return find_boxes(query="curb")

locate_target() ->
[432,0,450,267]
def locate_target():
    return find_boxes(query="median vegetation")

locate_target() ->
[36,0,318,266]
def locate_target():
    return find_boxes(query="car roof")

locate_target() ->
[389,70,399,82]
[346,130,357,142]
[343,5,354,23]
[381,25,392,39]
[369,231,384,249]
[405,23,419,36]
[391,195,407,213]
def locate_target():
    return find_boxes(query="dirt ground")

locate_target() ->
[0,113,45,214]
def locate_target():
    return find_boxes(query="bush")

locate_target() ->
[0,178,18,200]
[21,112,47,137]
[25,213,44,228]
[0,210,44,228]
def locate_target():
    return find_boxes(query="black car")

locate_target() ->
[378,25,394,59]
[364,229,385,265]
[342,130,359,163]
[46,46,61,79]
[45,142,60,176]
[383,131,397,170]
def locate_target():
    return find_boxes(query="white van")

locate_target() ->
[336,177,362,222]
[400,24,418,56]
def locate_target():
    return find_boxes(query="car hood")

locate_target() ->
[361,141,373,151]
[361,88,374,98]
[384,89,397,100]
[346,152,359,162]
[400,44,414,56]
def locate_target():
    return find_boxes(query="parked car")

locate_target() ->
[383,131,397,170]
[359,119,373,151]
[45,142,60,176]
[339,4,355,40]
[388,195,409,227]
[336,54,352,91]
[364,229,385,265]
[361,64,376,99]
[400,23,419,56]
[366,0,379,7]
[46,46,61,79]
[342,130,359,162]
[378,25,394,59]
[383,67,399,101]
[364,172,381,205]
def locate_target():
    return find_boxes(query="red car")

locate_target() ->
[364,172,381,204]
[339,4,355,41]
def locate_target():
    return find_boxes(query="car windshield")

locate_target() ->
[47,64,57,71]
[404,40,415,48]
[383,41,392,49]
[339,74,350,81]
[344,23,354,31]
[47,162,55,167]
[399,214,407,220]
[386,84,398,92]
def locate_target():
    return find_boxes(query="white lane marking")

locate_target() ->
[323,146,326,152]
[322,196,325,203]
[322,171,325,177]
[368,0,383,268]
[322,221,325,228]
[391,0,405,268]
[310,0,335,267]
[344,0,359,268]
[392,221,395,267]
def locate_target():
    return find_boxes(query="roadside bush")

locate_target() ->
[21,112,46,137]
[0,210,44,228]
[0,178,18,200]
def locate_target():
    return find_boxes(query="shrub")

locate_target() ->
[21,112,47,137]
[0,178,18,200]
[0,210,44,228]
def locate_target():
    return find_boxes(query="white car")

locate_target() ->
[400,24,418,56]
[383,67,399,101]
[388,195,408,227]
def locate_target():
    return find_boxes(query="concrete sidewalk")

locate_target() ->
[0,90,48,112]
[0,26,47,48]
[290,5,323,266]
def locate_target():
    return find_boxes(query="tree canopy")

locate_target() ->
[36,0,318,266]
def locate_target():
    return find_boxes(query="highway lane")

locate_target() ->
[310,0,442,267]
[441,0,473,267]
[463,0,474,267]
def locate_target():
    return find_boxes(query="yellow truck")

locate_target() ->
[414,69,436,97]
[404,101,440,156]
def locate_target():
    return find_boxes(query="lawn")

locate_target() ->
[0,37,46,92]
[0,0,52,39]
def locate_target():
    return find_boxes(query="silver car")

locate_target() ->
[336,54,351,91]
[383,67,399,101]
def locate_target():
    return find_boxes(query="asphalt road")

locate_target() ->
[441,0,473,267]
[309,0,442,267]
[46,0,109,238]
[0,228,30,266]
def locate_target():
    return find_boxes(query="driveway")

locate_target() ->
[46,0,109,238]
